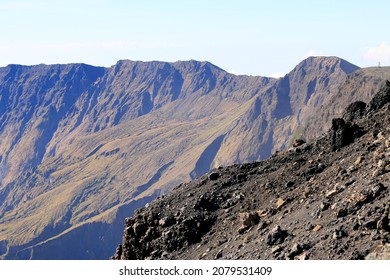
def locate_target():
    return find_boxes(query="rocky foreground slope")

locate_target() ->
[113,82,390,260]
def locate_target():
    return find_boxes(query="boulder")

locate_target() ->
[239,211,260,232]
[208,172,220,180]
[266,225,288,245]
[330,118,364,151]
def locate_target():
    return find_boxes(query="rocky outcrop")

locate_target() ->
[113,82,390,260]
[368,80,390,111]
[330,118,364,151]
[342,101,366,122]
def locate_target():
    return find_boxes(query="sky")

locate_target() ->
[0,0,389,77]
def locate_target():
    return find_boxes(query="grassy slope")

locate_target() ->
[0,59,388,259]
[0,78,261,252]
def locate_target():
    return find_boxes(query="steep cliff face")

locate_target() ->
[214,57,361,165]
[0,57,388,259]
[301,66,390,140]
[0,64,105,186]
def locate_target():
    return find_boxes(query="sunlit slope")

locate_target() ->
[0,57,388,259]
[0,60,273,258]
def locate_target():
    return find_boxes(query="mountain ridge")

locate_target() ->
[0,56,389,259]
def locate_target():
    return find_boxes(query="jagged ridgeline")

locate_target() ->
[0,57,389,259]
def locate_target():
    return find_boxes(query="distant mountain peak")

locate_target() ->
[172,60,226,74]
[294,56,360,75]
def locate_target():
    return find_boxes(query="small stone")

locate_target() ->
[318,163,326,170]
[271,245,283,254]
[311,208,321,218]
[377,206,390,231]
[266,225,288,246]
[215,249,223,259]
[257,220,268,230]
[332,228,347,239]
[371,183,385,197]
[306,224,314,231]
[238,211,259,233]
[233,192,245,200]
[313,225,322,232]
[372,150,385,162]
[320,201,330,211]
[363,220,377,230]
[385,139,390,148]
[371,230,381,240]
[352,223,360,230]
[257,209,266,217]
[293,139,306,147]
[372,169,382,177]
[326,184,345,198]
[239,211,259,227]
[132,222,147,236]
[377,132,386,140]
[150,249,161,257]
[290,243,302,255]
[158,216,176,227]
[217,238,228,246]
[243,235,252,244]
[286,181,295,188]
[345,180,355,186]
[347,165,357,172]
[336,208,349,218]
[208,172,220,180]
[378,160,386,169]
[331,202,339,210]
[276,198,286,210]
[355,155,364,165]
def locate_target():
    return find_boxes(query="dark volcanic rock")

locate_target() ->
[208,172,220,181]
[293,139,306,147]
[330,118,364,151]
[266,225,289,246]
[342,101,366,122]
[368,80,390,111]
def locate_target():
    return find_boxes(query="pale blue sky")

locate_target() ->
[1,0,389,76]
